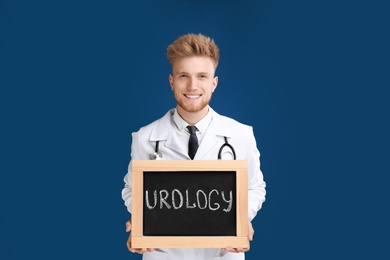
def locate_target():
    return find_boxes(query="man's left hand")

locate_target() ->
[222,221,254,253]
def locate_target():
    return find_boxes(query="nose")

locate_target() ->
[187,77,198,90]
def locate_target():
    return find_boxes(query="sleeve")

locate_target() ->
[246,127,266,221]
[122,161,133,213]
[121,131,141,214]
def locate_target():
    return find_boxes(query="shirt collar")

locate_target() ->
[173,107,213,134]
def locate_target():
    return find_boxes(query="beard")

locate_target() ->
[174,93,212,113]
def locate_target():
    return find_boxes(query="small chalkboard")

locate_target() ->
[143,170,236,236]
[131,160,248,248]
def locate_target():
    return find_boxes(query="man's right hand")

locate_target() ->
[126,219,155,254]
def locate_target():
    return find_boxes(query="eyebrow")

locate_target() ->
[175,71,211,75]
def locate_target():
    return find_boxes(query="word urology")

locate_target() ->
[145,189,233,213]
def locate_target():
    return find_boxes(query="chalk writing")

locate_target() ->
[145,189,233,212]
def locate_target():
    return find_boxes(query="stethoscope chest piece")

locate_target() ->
[150,141,163,160]
[150,151,162,160]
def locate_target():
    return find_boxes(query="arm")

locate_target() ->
[122,132,155,254]
[223,128,266,253]
[247,127,266,221]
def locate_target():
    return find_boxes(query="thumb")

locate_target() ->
[248,222,254,241]
[126,220,132,232]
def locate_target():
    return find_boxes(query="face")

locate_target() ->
[169,56,218,115]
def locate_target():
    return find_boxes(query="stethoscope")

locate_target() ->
[218,137,236,160]
[150,136,236,160]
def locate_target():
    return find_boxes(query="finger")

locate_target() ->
[127,246,143,254]
[126,237,135,253]
[133,249,143,254]
[222,246,236,253]
[126,234,133,252]
[127,246,154,255]
[236,247,250,253]
[134,248,149,254]
[223,247,250,253]
[127,241,135,253]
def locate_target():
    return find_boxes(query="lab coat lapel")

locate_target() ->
[150,109,188,158]
[194,111,233,160]
[194,126,219,160]
[150,108,234,160]
[165,133,188,158]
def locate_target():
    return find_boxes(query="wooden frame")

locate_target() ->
[131,160,248,248]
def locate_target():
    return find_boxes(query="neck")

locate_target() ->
[177,106,209,125]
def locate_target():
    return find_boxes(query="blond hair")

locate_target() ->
[167,33,220,68]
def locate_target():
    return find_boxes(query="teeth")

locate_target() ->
[186,95,200,99]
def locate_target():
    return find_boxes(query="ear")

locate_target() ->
[169,74,174,90]
[212,76,218,92]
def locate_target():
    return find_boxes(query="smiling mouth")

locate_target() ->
[184,94,201,99]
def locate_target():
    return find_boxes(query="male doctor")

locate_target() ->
[122,33,266,260]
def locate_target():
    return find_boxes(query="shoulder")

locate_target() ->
[212,109,253,137]
[218,114,252,129]
[132,109,174,140]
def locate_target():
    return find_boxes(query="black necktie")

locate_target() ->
[187,125,198,160]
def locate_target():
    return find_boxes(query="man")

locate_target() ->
[122,33,266,260]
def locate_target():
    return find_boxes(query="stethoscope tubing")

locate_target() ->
[151,136,236,160]
[217,137,236,160]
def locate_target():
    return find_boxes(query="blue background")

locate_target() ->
[1,0,389,259]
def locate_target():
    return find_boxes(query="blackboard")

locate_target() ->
[131,160,248,248]
[143,170,236,236]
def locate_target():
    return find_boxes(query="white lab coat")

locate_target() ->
[122,107,266,260]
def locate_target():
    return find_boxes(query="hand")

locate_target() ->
[125,219,155,254]
[222,221,254,253]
